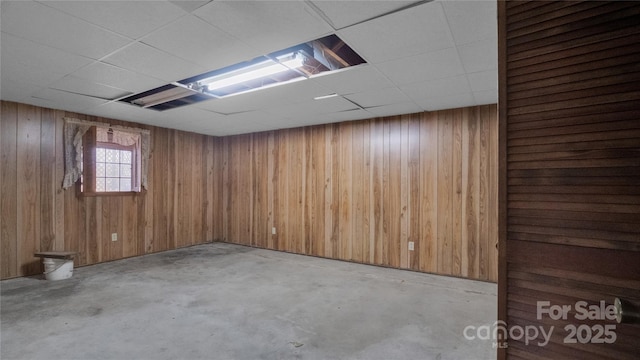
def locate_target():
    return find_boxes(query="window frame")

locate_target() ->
[95,142,138,193]
[81,126,142,196]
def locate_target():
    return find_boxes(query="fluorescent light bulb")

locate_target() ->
[205,56,304,92]
[314,93,339,100]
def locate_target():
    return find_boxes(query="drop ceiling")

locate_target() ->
[0,0,497,136]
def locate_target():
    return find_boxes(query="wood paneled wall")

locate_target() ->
[218,106,498,281]
[0,101,221,279]
[1,100,497,282]
[499,1,640,359]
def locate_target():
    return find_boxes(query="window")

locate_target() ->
[81,126,142,194]
[95,145,135,192]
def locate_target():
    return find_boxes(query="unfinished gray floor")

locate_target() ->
[1,243,497,360]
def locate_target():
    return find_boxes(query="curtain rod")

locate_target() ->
[64,117,151,135]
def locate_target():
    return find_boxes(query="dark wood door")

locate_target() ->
[498,1,640,359]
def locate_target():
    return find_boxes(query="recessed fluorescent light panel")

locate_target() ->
[120,34,366,111]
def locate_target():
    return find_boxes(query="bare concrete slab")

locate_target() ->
[1,243,497,359]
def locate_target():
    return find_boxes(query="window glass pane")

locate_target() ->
[120,164,131,178]
[96,178,105,192]
[106,149,119,163]
[120,178,131,192]
[96,148,106,162]
[121,150,132,164]
[106,178,119,192]
[106,164,119,177]
[88,144,140,193]
[96,163,106,177]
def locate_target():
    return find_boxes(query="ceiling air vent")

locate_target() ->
[120,34,366,111]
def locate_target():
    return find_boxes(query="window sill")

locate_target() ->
[81,191,142,197]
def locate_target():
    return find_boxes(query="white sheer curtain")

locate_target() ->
[62,118,150,190]
[62,121,91,189]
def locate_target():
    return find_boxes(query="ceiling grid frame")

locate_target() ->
[1,0,497,136]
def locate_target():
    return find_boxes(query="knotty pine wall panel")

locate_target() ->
[0,101,218,279]
[1,101,497,282]
[2,102,19,277]
[218,105,498,282]
[499,1,640,358]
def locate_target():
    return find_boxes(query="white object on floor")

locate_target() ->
[43,258,74,281]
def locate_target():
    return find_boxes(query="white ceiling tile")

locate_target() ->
[165,122,207,134]
[442,0,497,45]
[457,39,497,73]
[344,87,411,108]
[1,1,130,59]
[195,79,331,114]
[466,70,497,92]
[30,88,109,112]
[309,0,420,29]
[91,102,224,131]
[162,105,226,122]
[413,91,476,111]
[1,0,497,136]
[1,57,66,91]
[250,111,300,131]
[310,65,393,95]
[219,110,288,134]
[197,114,260,136]
[86,101,169,126]
[211,111,258,126]
[338,1,454,63]
[194,1,333,54]
[306,96,363,114]
[376,48,465,86]
[141,15,260,70]
[187,126,224,137]
[70,62,167,94]
[473,90,497,105]
[400,75,471,102]
[247,79,331,105]
[19,96,61,112]
[266,96,358,118]
[49,76,132,100]
[365,102,423,117]
[0,32,93,86]
[193,95,258,115]
[283,115,337,128]
[102,42,207,82]
[222,111,299,136]
[41,1,187,39]
[126,116,178,130]
[169,1,213,13]
[0,79,44,103]
[150,106,227,132]
[325,108,372,122]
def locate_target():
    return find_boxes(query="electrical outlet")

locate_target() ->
[272,227,277,235]
[408,241,414,251]
[111,233,118,242]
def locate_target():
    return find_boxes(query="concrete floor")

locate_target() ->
[1,243,497,360]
